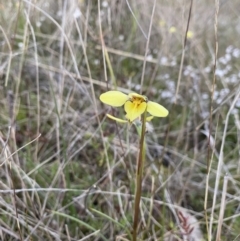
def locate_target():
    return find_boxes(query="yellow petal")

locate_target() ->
[124,101,147,122]
[106,114,128,123]
[147,101,169,117]
[100,91,128,107]
[146,116,154,121]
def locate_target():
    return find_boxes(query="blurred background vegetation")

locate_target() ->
[0,0,240,240]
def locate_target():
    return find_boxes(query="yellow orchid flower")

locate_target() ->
[100,90,168,123]
[187,30,194,39]
[169,26,177,33]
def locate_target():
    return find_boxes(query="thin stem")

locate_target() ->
[132,111,147,241]
[140,0,156,94]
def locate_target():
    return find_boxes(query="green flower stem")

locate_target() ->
[132,110,147,241]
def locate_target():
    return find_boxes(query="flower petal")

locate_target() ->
[100,91,128,107]
[147,101,169,117]
[106,114,128,123]
[146,116,154,121]
[125,101,147,122]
